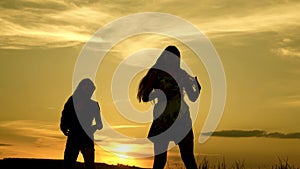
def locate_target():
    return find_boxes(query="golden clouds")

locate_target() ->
[1,0,300,49]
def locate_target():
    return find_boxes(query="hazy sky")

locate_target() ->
[1,0,300,168]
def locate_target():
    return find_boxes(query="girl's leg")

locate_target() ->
[178,130,198,169]
[153,141,169,169]
[63,139,80,169]
[81,147,96,169]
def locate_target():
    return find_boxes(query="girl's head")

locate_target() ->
[74,78,95,99]
[164,45,180,58]
[155,45,181,70]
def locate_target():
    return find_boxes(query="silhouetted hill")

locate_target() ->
[0,158,148,169]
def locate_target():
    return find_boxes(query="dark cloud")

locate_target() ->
[267,132,300,139]
[201,130,300,139]
[0,143,13,146]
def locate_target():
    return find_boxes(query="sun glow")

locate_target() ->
[111,144,135,156]
[95,144,145,167]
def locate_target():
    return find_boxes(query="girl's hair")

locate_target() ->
[137,45,181,102]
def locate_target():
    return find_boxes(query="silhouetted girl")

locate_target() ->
[137,45,201,169]
[60,78,103,169]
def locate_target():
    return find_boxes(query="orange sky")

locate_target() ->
[1,0,300,168]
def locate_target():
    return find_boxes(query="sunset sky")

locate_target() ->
[1,0,300,168]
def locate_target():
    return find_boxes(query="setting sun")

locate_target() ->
[111,144,134,157]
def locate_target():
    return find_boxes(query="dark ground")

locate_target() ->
[0,158,149,169]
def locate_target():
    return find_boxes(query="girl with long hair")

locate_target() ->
[137,45,201,169]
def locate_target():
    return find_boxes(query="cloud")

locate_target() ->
[271,34,300,59]
[269,95,300,108]
[0,120,68,159]
[2,0,299,49]
[0,0,69,10]
[109,125,146,129]
[0,0,164,49]
[0,120,64,145]
[193,1,300,39]
[0,0,113,49]
[201,130,300,139]
[272,47,300,59]
[0,143,13,146]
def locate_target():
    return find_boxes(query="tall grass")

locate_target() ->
[272,157,299,169]
[196,157,299,169]
[167,157,299,169]
[197,157,244,169]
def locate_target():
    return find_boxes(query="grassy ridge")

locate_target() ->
[0,158,148,169]
[1,157,299,169]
